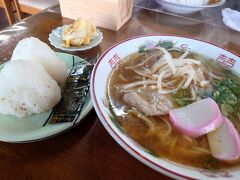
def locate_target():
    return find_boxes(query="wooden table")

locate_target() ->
[0,5,239,180]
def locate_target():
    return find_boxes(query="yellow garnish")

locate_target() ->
[62,18,97,47]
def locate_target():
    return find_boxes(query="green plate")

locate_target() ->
[0,52,93,143]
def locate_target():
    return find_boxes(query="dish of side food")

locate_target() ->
[90,35,240,179]
[0,37,92,142]
[49,18,103,51]
[155,0,226,14]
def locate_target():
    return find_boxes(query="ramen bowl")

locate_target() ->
[155,0,226,14]
[90,35,240,179]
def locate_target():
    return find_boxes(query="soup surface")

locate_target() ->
[107,47,240,170]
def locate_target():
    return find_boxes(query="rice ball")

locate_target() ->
[11,37,68,86]
[0,60,61,118]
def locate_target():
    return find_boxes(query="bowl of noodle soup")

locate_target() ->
[90,35,240,179]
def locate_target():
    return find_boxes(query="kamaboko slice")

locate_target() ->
[169,98,223,137]
[207,116,240,162]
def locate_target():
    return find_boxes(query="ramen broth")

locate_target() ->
[107,49,240,169]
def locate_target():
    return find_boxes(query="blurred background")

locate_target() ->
[0,0,239,30]
[0,0,59,29]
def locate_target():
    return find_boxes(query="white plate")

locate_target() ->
[48,25,103,51]
[90,35,240,179]
[0,52,93,143]
[155,0,226,14]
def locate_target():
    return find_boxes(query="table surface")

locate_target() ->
[0,5,239,180]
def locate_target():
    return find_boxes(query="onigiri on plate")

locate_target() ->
[0,60,61,118]
[11,37,68,86]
